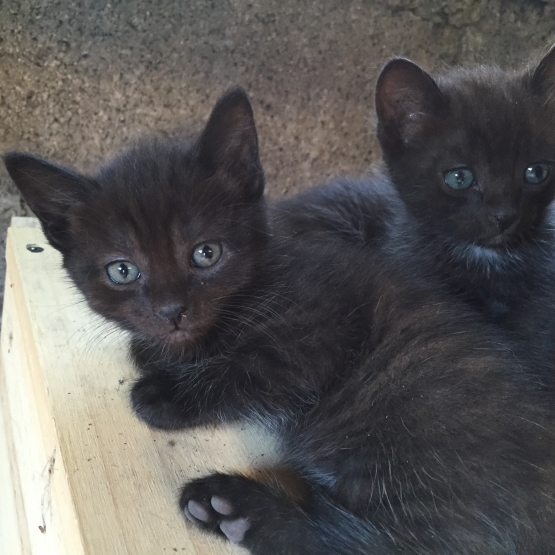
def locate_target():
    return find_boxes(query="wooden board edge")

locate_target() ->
[0,355,32,555]
[3,231,87,555]
[10,217,41,229]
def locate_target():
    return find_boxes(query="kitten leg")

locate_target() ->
[130,367,255,430]
[180,473,393,555]
[130,372,208,430]
[131,354,313,430]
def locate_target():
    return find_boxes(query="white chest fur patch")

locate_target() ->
[451,243,523,274]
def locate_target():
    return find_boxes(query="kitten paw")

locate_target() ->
[180,473,281,544]
[185,496,251,542]
[130,374,191,430]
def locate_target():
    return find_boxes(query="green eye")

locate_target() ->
[106,261,141,284]
[443,168,475,190]
[192,241,222,268]
[524,163,550,184]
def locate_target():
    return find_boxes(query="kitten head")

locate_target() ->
[375,47,555,251]
[4,88,269,349]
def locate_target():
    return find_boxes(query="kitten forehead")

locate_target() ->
[94,138,241,223]
[438,66,550,125]
[97,138,209,202]
[428,66,555,167]
[69,137,245,268]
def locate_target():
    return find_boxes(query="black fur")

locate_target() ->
[5,88,555,554]
[374,48,555,381]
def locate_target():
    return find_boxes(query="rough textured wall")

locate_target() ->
[1,0,555,301]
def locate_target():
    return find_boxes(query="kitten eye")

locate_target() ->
[192,241,222,268]
[106,261,141,284]
[524,163,550,184]
[443,168,475,190]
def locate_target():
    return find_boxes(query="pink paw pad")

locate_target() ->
[219,517,251,543]
[186,499,210,522]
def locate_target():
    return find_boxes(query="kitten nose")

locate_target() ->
[158,305,187,326]
[491,211,517,232]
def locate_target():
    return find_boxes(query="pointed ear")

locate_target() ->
[3,152,92,252]
[197,88,264,200]
[375,58,447,149]
[530,44,555,96]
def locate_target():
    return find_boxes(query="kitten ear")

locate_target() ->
[530,44,555,96]
[197,88,264,200]
[375,58,447,148]
[3,152,91,252]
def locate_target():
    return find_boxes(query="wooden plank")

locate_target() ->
[2,252,99,555]
[1,217,279,554]
[10,217,41,229]
[0,355,32,555]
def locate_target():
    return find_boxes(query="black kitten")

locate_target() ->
[6,89,555,554]
[374,47,555,374]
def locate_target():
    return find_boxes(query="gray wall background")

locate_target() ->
[1,0,555,304]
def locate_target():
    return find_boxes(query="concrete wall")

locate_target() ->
[1,0,555,299]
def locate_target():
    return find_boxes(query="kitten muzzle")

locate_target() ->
[157,304,188,328]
